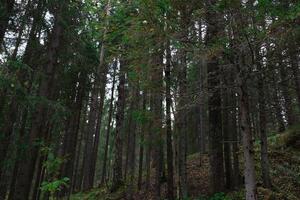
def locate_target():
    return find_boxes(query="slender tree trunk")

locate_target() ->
[81,81,99,190]
[222,71,233,190]
[239,83,258,200]
[89,71,107,185]
[165,40,174,200]
[257,62,271,188]
[151,51,163,200]
[124,115,132,181]
[73,104,88,192]
[111,59,126,192]
[279,59,295,126]
[60,74,86,196]
[236,48,258,199]
[127,87,139,198]
[82,1,110,189]
[32,153,47,200]
[232,98,241,189]
[137,90,147,190]
[145,104,152,189]
[101,62,117,184]
[271,71,286,132]
[199,53,208,157]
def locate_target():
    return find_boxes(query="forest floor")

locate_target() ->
[71,126,300,200]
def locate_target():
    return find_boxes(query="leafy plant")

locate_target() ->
[39,146,68,199]
[209,193,231,200]
[40,177,70,199]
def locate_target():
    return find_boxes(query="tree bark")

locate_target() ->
[222,70,233,190]
[60,73,86,196]
[206,0,225,193]
[127,86,139,198]
[111,59,126,192]
[151,51,163,200]
[137,90,147,190]
[239,82,258,200]
[101,62,117,184]
[279,59,295,126]
[81,81,99,190]
[11,3,66,198]
[166,40,174,200]
[82,1,110,189]
[257,60,271,188]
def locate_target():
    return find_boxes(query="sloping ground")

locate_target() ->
[229,125,300,200]
[71,154,211,200]
[132,154,211,200]
[258,126,300,200]
[71,126,300,200]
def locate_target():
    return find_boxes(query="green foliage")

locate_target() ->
[208,193,232,200]
[39,146,68,199]
[268,124,300,149]
[42,152,65,175]
[132,109,149,124]
[40,177,70,197]
[257,0,300,20]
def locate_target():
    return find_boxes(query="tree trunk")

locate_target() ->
[270,71,286,132]
[177,7,190,198]
[60,73,86,196]
[239,82,258,200]
[89,70,107,185]
[222,70,233,190]
[232,99,241,189]
[279,59,295,126]
[165,40,174,200]
[73,104,88,192]
[151,51,163,200]
[257,62,271,188]
[137,90,147,190]
[11,4,65,198]
[206,0,225,193]
[127,87,139,198]
[145,100,152,189]
[81,82,99,190]
[111,59,126,192]
[82,1,110,189]
[101,62,117,184]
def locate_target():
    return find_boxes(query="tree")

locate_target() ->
[11,1,68,198]
[206,0,225,193]
[111,58,126,192]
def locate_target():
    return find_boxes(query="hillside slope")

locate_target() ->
[71,126,300,200]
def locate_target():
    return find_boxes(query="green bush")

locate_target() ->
[40,177,69,199]
[209,193,231,200]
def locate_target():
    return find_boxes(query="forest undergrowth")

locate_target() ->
[71,126,300,200]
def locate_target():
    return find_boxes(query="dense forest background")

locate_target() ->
[0,0,300,200]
